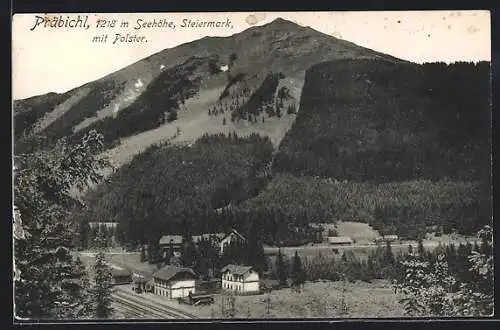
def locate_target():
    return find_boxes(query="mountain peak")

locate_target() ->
[264,17,301,28]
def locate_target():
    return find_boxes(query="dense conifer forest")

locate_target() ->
[79,132,274,245]
[274,60,490,183]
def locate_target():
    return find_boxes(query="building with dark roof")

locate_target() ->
[110,267,133,285]
[220,229,246,254]
[152,265,197,299]
[221,264,260,295]
[158,235,184,258]
[158,230,245,258]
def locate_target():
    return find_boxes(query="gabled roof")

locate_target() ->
[215,203,232,213]
[111,268,132,277]
[153,265,196,282]
[159,235,183,245]
[221,229,246,241]
[221,264,253,275]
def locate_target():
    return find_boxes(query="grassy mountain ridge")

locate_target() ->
[14,18,402,169]
[13,92,73,140]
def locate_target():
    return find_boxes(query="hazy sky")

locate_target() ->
[12,11,490,99]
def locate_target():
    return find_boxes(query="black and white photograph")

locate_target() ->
[12,11,493,321]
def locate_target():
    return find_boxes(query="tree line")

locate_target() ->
[80,161,488,248]
[235,173,487,239]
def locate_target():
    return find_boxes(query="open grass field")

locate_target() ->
[74,250,157,278]
[194,280,405,319]
[335,221,380,244]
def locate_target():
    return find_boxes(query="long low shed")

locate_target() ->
[327,236,354,245]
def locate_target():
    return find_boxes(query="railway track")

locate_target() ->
[112,295,167,319]
[112,289,197,319]
[112,300,150,318]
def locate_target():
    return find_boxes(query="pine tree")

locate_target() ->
[276,105,282,118]
[341,251,348,263]
[167,109,178,122]
[179,91,185,106]
[245,220,267,274]
[140,245,147,262]
[91,256,113,318]
[14,129,110,319]
[79,219,90,250]
[90,231,114,319]
[229,52,238,68]
[107,226,115,247]
[382,241,396,279]
[181,220,196,267]
[328,228,338,237]
[52,251,93,319]
[291,251,305,292]
[384,241,396,265]
[71,257,93,318]
[366,255,376,280]
[275,249,288,287]
[264,292,272,318]
[88,226,99,249]
[417,238,425,259]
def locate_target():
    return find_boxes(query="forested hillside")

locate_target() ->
[13,92,73,140]
[78,132,274,246]
[231,174,487,240]
[274,60,491,183]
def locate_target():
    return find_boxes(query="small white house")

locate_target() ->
[153,265,197,299]
[221,264,260,295]
[220,229,246,254]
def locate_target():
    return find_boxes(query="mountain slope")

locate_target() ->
[274,59,491,182]
[14,18,403,168]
